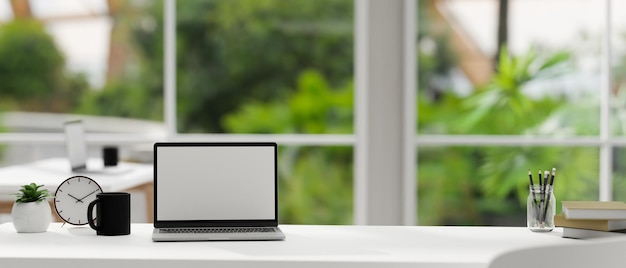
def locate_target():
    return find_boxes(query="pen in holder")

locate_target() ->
[527,169,556,232]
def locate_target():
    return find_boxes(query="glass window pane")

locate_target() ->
[0,1,164,134]
[418,0,602,136]
[175,0,354,134]
[0,0,164,203]
[612,0,626,135]
[417,146,599,226]
[278,145,353,224]
[613,148,626,200]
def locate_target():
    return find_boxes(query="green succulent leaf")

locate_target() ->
[13,182,52,203]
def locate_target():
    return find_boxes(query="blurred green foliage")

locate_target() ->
[76,81,163,120]
[0,19,88,112]
[176,0,352,133]
[416,44,601,225]
[223,70,353,134]
[77,0,353,133]
[457,46,571,134]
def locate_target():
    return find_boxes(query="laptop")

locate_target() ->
[63,120,130,174]
[151,142,286,241]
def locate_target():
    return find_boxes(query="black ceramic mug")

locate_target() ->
[103,146,119,167]
[87,192,131,235]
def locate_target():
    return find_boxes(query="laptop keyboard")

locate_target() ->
[161,227,277,234]
[154,226,285,241]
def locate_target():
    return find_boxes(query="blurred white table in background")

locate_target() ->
[0,158,153,222]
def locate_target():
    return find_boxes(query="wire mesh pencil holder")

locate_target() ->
[527,185,555,232]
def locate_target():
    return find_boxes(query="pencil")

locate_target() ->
[538,170,544,220]
[541,168,557,223]
[528,170,538,207]
[541,170,550,198]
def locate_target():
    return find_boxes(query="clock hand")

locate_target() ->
[76,190,99,202]
[67,193,84,203]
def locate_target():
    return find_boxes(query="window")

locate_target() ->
[173,0,354,135]
[1,0,622,226]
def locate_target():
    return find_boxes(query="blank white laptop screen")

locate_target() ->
[156,145,275,221]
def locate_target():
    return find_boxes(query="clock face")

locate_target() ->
[54,176,103,225]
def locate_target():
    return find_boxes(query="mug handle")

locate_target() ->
[87,199,100,231]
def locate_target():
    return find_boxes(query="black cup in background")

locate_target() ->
[103,146,119,167]
[88,192,131,236]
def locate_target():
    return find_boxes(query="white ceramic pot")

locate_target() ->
[11,201,52,233]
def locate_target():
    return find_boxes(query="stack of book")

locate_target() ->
[557,201,626,239]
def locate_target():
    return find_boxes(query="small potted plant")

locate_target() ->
[11,183,53,233]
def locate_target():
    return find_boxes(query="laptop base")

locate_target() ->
[152,226,285,242]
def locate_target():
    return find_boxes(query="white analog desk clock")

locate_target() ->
[54,175,103,225]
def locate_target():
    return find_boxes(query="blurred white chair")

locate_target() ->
[489,237,626,268]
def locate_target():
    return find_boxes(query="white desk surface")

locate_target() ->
[0,158,152,201]
[0,223,596,268]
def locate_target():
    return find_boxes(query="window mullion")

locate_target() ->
[164,0,177,138]
[599,0,613,201]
